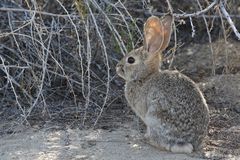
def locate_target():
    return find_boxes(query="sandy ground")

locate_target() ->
[0,127,208,160]
[0,124,239,160]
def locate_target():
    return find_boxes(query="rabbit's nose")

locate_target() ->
[116,63,123,68]
[116,64,124,72]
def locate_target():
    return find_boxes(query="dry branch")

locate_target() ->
[219,0,240,40]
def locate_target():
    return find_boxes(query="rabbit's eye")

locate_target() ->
[127,57,135,64]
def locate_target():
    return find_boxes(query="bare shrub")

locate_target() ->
[0,0,239,128]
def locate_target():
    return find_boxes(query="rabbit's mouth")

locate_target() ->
[116,64,125,79]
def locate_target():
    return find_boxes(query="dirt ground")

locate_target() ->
[0,125,208,160]
[0,128,234,160]
[1,41,240,160]
[0,117,239,160]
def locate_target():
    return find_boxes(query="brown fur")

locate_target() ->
[116,15,209,153]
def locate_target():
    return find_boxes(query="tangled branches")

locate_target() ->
[0,0,239,127]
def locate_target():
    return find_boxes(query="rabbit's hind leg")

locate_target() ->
[148,137,170,151]
[170,142,193,153]
[144,126,151,139]
[146,127,193,153]
[145,127,170,151]
[148,138,193,153]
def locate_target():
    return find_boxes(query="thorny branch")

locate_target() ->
[0,0,239,40]
[174,0,219,18]
[133,0,240,40]
[219,0,240,40]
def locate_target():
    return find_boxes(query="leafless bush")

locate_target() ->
[0,0,239,127]
[0,0,142,127]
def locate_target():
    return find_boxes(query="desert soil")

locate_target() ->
[1,116,240,160]
[0,125,206,160]
[0,124,238,160]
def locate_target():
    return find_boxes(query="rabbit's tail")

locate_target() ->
[170,142,193,153]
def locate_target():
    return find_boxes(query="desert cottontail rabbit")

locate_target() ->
[116,15,209,153]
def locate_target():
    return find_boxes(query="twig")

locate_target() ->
[0,7,79,18]
[117,0,143,40]
[175,0,219,18]
[129,0,219,18]
[196,0,216,75]
[82,16,92,125]
[0,56,28,123]
[85,0,110,126]
[219,0,240,40]
[189,17,196,38]
[166,0,177,69]
[90,0,128,55]
[218,3,230,73]
[107,1,135,51]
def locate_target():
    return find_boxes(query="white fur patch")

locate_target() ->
[145,127,150,138]
[144,115,159,126]
[144,105,160,126]
[170,143,193,153]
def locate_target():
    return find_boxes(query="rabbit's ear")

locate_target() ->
[143,15,173,54]
[160,15,173,51]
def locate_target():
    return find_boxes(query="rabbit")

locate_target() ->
[116,15,209,153]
